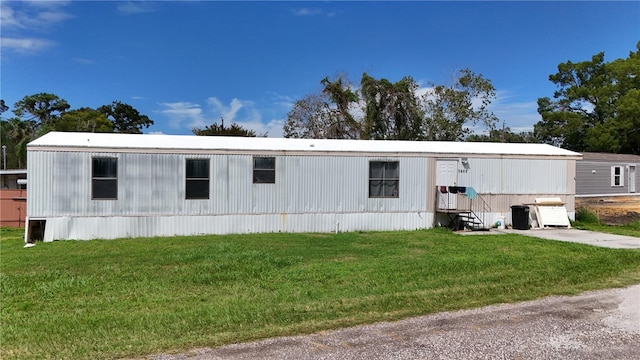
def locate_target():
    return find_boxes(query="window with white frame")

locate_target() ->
[92,157,118,199]
[253,157,275,184]
[611,166,624,187]
[369,161,399,198]
[186,159,210,199]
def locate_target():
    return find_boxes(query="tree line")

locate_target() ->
[285,42,640,154]
[535,42,640,154]
[0,93,263,168]
[0,94,154,168]
[2,42,638,168]
[284,69,510,141]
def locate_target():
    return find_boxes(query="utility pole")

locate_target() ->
[2,145,6,170]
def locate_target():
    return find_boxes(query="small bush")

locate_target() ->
[576,207,600,224]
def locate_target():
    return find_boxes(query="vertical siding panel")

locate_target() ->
[460,158,568,195]
[27,143,577,241]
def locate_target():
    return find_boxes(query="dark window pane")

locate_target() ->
[369,180,383,197]
[186,159,209,178]
[186,179,209,199]
[254,169,275,184]
[385,162,399,179]
[383,180,399,197]
[369,161,399,198]
[254,157,275,170]
[93,158,117,178]
[92,179,117,199]
[369,162,384,178]
[253,157,275,183]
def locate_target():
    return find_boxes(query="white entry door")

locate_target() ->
[630,165,636,193]
[437,159,458,209]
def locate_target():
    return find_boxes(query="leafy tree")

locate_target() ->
[98,101,153,133]
[13,93,70,126]
[285,75,361,139]
[422,69,498,141]
[193,118,260,137]
[284,70,500,142]
[466,124,539,143]
[284,93,335,138]
[534,42,640,154]
[320,75,361,139]
[360,73,424,140]
[2,117,37,168]
[55,108,114,132]
[0,100,8,115]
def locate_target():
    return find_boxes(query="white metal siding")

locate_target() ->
[29,152,429,218]
[40,212,435,241]
[456,158,567,194]
[27,141,577,241]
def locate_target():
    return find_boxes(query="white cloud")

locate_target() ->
[159,97,287,137]
[159,102,206,129]
[488,90,541,132]
[292,7,324,16]
[117,1,158,15]
[0,2,72,30]
[73,57,96,64]
[291,7,338,17]
[233,118,285,138]
[207,97,246,122]
[268,92,296,110]
[206,97,263,125]
[23,1,71,8]
[1,37,54,54]
[0,4,23,28]
[1,1,72,57]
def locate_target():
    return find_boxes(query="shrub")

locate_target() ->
[576,207,600,224]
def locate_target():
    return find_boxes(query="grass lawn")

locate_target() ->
[2,227,640,359]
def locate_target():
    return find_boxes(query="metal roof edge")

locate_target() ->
[27,131,582,157]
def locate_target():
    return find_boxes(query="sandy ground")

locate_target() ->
[576,196,640,225]
[148,285,640,360]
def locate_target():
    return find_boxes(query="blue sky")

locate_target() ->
[2,1,639,137]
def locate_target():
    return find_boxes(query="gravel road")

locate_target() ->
[150,284,640,360]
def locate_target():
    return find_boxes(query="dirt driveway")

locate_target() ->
[576,196,640,225]
[149,285,640,360]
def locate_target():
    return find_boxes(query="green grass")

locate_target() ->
[2,227,640,359]
[573,207,640,237]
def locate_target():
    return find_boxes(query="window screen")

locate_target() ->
[253,157,275,184]
[369,161,399,198]
[92,157,118,199]
[186,159,210,199]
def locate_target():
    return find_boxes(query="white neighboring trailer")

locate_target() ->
[26,132,581,241]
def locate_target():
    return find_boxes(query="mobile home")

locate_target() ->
[576,152,639,197]
[26,132,581,241]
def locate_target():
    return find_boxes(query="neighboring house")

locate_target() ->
[0,169,27,227]
[576,152,640,197]
[25,132,581,242]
